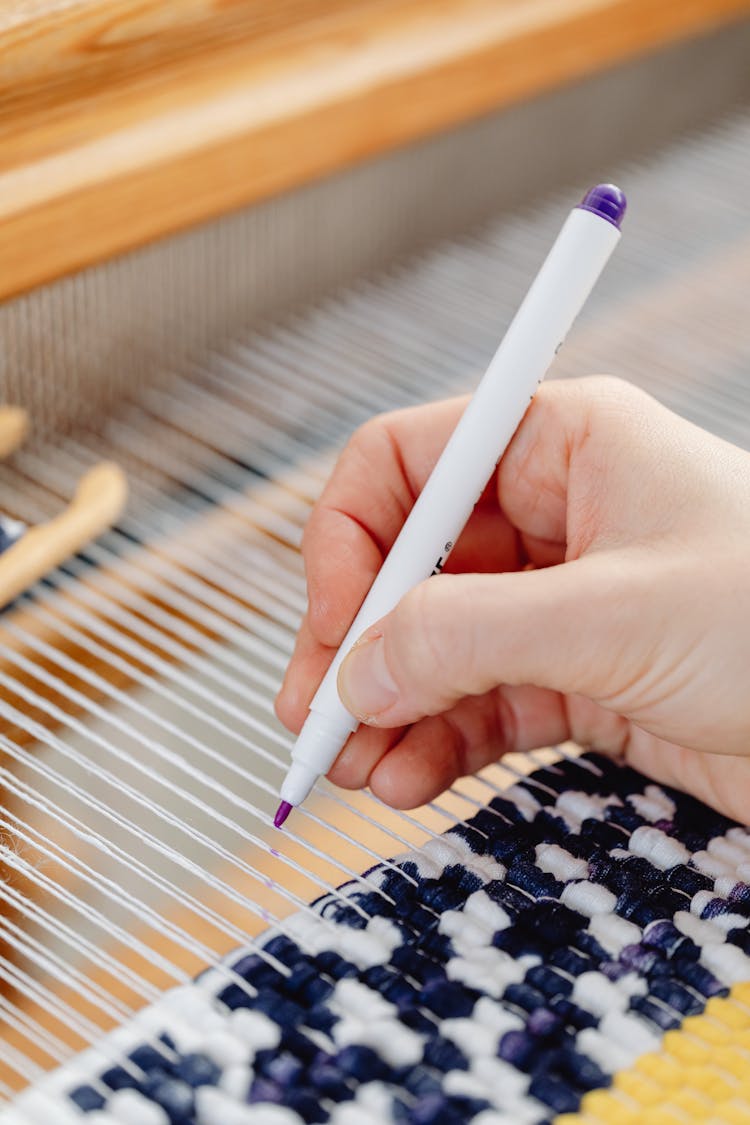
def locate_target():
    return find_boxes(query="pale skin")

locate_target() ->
[275,376,750,823]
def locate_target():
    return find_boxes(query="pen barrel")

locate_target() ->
[307,205,620,730]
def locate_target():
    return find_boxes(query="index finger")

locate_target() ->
[303,397,470,648]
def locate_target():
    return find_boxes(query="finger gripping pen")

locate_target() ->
[275,184,626,827]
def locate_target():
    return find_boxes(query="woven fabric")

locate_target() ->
[10,753,750,1125]
[558,982,750,1124]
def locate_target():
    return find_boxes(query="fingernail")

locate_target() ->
[338,633,398,721]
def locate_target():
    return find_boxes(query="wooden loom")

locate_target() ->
[1,0,750,1114]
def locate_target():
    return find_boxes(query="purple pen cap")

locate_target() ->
[577,184,626,229]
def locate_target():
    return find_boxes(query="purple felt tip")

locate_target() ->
[578,183,627,229]
[274,801,293,829]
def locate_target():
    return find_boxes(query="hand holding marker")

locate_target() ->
[275,184,626,828]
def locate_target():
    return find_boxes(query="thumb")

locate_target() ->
[337,555,650,727]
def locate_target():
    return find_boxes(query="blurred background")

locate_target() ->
[2,0,750,433]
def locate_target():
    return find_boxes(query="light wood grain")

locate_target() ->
[1,0,748,300]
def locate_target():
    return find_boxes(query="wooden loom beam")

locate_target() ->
[1,0,749,300]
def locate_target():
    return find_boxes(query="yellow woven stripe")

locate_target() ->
[555,982,750,1125]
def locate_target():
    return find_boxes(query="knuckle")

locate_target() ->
[585,373,633,400]
[344,406,416,470]
[345,417,376,459]
[344,413,390,463]
[534,376,654,467]
[584,375,653,425]
[541,373,643,418]
[302,415,390,555]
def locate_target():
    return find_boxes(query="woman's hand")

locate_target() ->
[276,377,750,821]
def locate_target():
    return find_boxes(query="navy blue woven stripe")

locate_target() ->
[67,753,749,1124]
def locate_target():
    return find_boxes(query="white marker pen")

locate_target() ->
[275,184,626,827]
